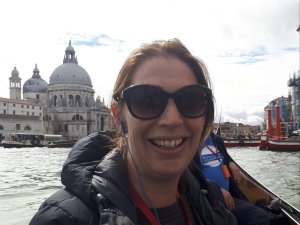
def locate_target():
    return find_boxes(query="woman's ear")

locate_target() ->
[111,103,121,128]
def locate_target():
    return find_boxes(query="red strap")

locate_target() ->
[178,193,193,225]
[206,145,221,162]
[131,186,160,225]
[131,186,193,225]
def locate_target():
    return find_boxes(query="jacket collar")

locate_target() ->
[93,149,137,222]
[60,132,114,210]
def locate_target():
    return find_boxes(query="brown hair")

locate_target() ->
[111,38,214,144]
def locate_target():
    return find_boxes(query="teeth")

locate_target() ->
[153,139,183,148]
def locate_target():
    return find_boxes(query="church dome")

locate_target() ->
[49,41,92,86]
[23,64,48,93]
[49,63,92,86]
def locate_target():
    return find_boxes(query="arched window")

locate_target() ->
[24,125,31,130]
[101,116,104,131]
[85,96,89,106]
[54,95,57,106]
[69,95,74,106]
[43,115,52,121]
[72,114,83,121]
[75,95,80,107]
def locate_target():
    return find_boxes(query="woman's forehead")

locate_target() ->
[130,57,197,87]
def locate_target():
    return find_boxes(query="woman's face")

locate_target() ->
[123,56,205,181]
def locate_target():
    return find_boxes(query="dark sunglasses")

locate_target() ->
[114,84,212,120]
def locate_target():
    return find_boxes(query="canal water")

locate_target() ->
[0,146,299,225]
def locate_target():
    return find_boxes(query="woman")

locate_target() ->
[29,39,237,225]
[197,132,271,225]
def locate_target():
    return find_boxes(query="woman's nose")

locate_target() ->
[157,99,183,126]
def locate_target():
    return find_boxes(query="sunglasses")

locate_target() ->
[114,84,212,120]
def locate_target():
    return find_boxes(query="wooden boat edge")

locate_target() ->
[234,161,300,225]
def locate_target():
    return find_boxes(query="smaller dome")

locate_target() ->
[11,66,19,77]
[23,78,48,93]
[23,64,48,93]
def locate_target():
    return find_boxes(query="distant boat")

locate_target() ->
[47,139,78,148]
[259,134,300,151]
[223,137,261,148]
[2,133,63,148]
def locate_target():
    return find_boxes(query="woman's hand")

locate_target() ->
[229,162,242,183]
[221,188,235,211]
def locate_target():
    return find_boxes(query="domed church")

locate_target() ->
[44,41,111,140]
[0,41,113,141]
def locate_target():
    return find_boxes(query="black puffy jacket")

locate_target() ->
[29,132,237,225]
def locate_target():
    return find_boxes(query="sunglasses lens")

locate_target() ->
[124,86,166,119]
[176,86,209,118]
[123,84,211,119]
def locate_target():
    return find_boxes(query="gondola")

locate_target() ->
[235,161,300,225]
[215,125,299,224]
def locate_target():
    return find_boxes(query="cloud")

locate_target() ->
[70,34,125,47]
[218,45,269,65]
[219,110,265,126]
[282,47,300,53]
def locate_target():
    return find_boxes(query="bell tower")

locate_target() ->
[9,66,22,100]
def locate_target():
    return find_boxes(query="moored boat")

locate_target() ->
[47,139,78,148]
[259,135,300,151]
[2,133,63,148]
[224,138,260,148]
[259,103,300,151]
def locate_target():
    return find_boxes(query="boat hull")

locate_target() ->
[259,135,300,151]
[2,143,44,148]
[47,140,78,148]
[2,133,63,148]
[267,139,300,151]
[224,139,260,148]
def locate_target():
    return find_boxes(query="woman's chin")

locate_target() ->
[153,162,186,179]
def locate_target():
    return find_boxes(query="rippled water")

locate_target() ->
[228,147,300,210]
[0,147,70,225]
[0,146,299,225]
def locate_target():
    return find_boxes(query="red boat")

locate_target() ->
[224,138,260,148]
[259,103,300,151]
[259,135,300,151]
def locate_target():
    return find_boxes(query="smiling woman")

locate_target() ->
[29,39,237,225]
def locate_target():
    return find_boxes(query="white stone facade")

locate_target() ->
[0,41,113,141]
[0,97,43,139]
[288,70,300,127]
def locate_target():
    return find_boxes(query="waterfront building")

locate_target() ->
[264,97,289,123]
[0,98,43,140]
[263,97,290,136]
[262,71,300,135]
[0,41,113,141]
[288,70,300,129]
[216,122,261,139]
[0,65,44,139]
